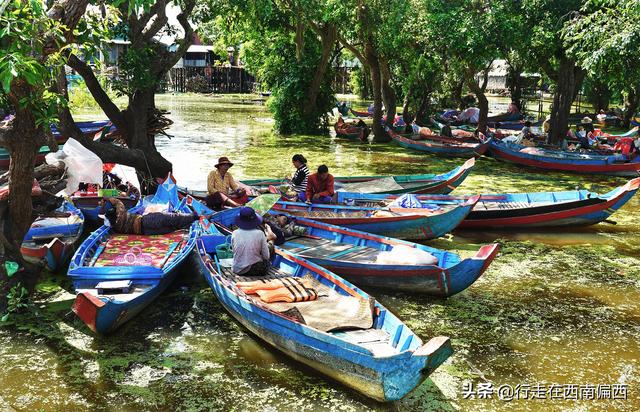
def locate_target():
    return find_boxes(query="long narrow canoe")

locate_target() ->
[334,178,640,229]
[269,197,478,240]
[489,140,640,177]
[388,129,490,158]
[209,207,498,296]
[71,195,139,222]
[334,121,370,141]
[68,174,200,334]
[21,201,85,271]
[350,108,373,118]
[195,230,452,402]
[50,120,114,143]
[239,158,476,195]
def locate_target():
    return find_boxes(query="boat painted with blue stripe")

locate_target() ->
[21,200,85,271]
[489,140,640,176]
[388,129,490,158]
[209,208,499,296]
[334,177,640,229]
[68,174,201,334]
[269,197,478,240]
[194,231,453,401]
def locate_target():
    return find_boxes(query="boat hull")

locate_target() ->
[389,130,490,158]
[21,237,76,272]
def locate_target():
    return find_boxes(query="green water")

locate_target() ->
[1,94,639,411]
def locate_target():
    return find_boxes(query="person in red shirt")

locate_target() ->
[305,165,334,204]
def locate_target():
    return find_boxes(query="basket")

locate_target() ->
[215,241,234,259]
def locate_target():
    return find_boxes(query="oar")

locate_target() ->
[160,239,183,268]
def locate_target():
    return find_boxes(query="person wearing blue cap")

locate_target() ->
[231,207,270,276]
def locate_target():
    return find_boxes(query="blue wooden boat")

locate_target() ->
[50,119,114,143]
[195,229,453,401]
[334,177,640,229]
[209,208,499,296]
[71,195,139,222]
[21,200,85,271]
[68,174,200,334]
[388,128,490,158]
[269,196,479,240]
[489,140,640,176]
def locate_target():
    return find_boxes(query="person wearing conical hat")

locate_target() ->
[206,156,247,209]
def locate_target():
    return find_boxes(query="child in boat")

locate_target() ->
[206,157,248,209]
[305,165,335,204]
[101,197,198,235]
[232,207,271,276]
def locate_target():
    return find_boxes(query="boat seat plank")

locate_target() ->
[339,247,384,263]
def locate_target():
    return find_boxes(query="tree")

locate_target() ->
[60,0,197,193]
[0,0,90,314]
[564,0,640,127]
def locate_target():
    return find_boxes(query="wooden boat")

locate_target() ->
[68,174,200,334]
[334,120,370,141]
[50,120,114,143]
[335,177,640,229]
[0,146,50,169]
[388,129,490,158]
[209,207,498,296]
[268,197,478,240]
[21,201,85,271]
[194,230,453,402]
[71,195,139,222]
[350,108,373,118]
[239,158,476,195]
[489,140,640,176]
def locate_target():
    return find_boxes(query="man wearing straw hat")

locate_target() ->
[206,156,248,209]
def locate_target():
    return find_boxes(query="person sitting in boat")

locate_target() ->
[507,101,520,115]
[473,128,488,143]
[206,157,247,209]
[441,120,453,138]
[521,121,533,140]
[305,165,334,204]
[232,207,271,276]
[101,197,198,235]
[262,213,297,247]
[337,101,349,116]
[289,154,310,202]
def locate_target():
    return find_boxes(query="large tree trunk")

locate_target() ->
[548,57,585,145]
[506,63,523,111]
[467,66,491,132]
[402,87,413,123]
[623,85,640,129]
[303,24,337,119]
[365,44,387,142]
[379,58,396,130]
[453,78,465,110]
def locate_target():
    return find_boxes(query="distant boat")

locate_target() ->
[195,229,453,402]
[68,174,200,334]
[388,128,490,158]
[489,140,640,176]
[21,201,85,271]
[334,120,370,141]
[209,207,499,296]
[334,177,640,229]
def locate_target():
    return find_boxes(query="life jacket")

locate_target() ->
[614,138,635,156]
[237,277,317,303]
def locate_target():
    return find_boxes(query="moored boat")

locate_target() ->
[71,195,139,222]
[334,177,640,228]
[388,128,490,158]
[194,230,453,401]
[334,120,370,141]
[238,158,476,195]
[209,207,498,296]
[21,200,85,271]
[489,140,640,176]
[68,174,200,334]
[268,197,478,240]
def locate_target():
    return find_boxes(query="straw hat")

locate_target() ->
[581,117,593,124]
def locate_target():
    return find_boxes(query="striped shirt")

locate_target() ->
[290,164,309,194]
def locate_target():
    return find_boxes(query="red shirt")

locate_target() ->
[306,173,335,200]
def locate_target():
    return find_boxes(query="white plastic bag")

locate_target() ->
[376,244,439,265]
[46,138,103,194]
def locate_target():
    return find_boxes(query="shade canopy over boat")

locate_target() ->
[209,207,499,296]
[489,140,640,176]
[68,174,201,334]
[195,231,452,402]
[334,177,640,229]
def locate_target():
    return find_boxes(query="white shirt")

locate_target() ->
[231,228,270,274]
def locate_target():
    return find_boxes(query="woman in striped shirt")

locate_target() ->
[289,154,309,202]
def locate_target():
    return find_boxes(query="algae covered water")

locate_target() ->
[1,94,639,411]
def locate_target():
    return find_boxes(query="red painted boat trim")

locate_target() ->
[72,292,105,333]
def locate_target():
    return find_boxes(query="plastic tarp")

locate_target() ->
[336,177,403,193]
[388,194,423,208]
[45,138,102,195]
[375,244,439,265]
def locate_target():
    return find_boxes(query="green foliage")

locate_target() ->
[0,0,67,126]
[111,47,158,97]
[1,283,29,322]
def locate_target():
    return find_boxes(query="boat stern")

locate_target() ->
[72,292,107,334]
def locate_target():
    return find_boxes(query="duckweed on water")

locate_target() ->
[1,94,639,411]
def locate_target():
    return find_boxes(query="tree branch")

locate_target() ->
[140,1,168,44]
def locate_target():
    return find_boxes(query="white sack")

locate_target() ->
[376,244,439,265]
[46,138,103,194]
